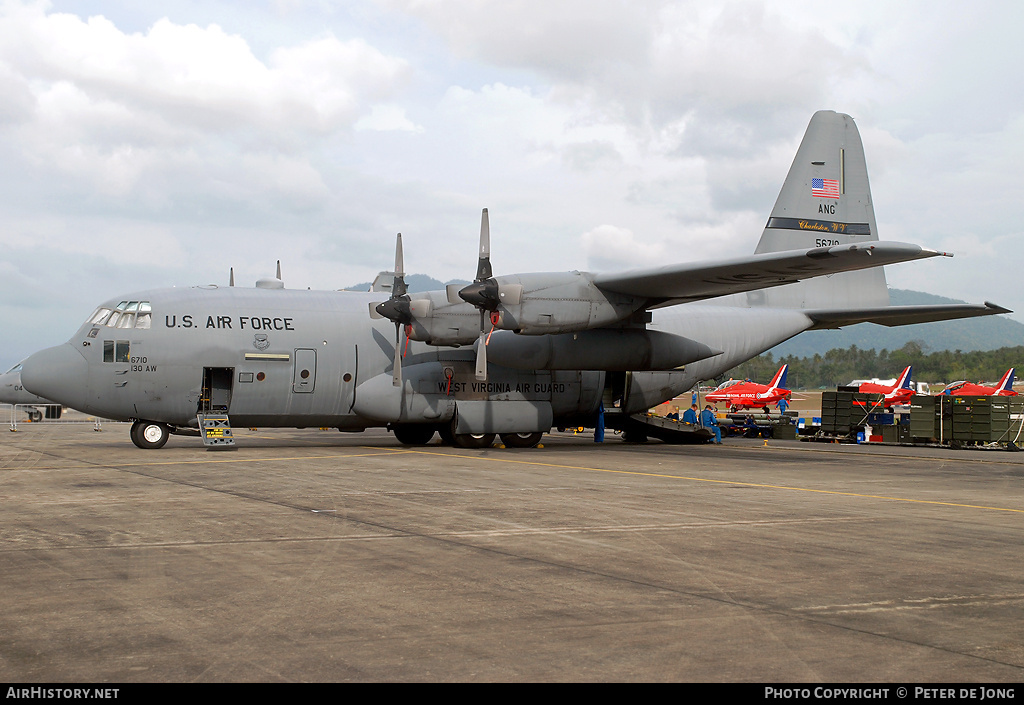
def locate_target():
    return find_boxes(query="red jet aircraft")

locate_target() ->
[855,365,915,406]
[706,365,791,412]
[940,369,1017,396]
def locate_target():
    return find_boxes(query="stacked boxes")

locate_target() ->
[820,390,887,435]
[910,394,1017,444]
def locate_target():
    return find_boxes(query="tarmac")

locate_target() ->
[2,414,1024,682]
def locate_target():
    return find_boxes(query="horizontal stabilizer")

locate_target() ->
[804,301,1012,329]
[594,242,945,306]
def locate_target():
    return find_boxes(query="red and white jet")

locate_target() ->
[706,365,791,412]
[940,369,1017,396]
[855,365,915,406]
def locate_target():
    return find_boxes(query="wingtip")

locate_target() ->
[917,246,953,258]
[985,302,1013,315]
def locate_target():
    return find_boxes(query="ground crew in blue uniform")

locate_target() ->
[682,404,699,425]
[701,405,722,444]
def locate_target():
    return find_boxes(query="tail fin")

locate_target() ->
[769,364,788,390]
[747,110,889,310]
[896,366,913,390]
[998,368,1015,392]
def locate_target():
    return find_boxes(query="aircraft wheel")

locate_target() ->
[131,421,170,450]
[28,410,42,422]
[392,424,436,446]
[453,432,495,449]
[622,428,648,443]
[500,431,543,448]
[437,423,455,446]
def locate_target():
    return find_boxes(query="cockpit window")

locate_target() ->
[715,379,743,391]
[89,308,113,325]
[136,303,152,329]
[87,301,151,329]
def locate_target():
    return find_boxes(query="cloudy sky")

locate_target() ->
[1,0,1022,365]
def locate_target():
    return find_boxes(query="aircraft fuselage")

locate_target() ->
[24,286,619,432]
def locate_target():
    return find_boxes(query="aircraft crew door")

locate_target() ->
[293,349,317,393]
[200,367,234,413]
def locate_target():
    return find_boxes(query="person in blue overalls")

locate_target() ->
[682,404,699,425]
[701,405,722,444]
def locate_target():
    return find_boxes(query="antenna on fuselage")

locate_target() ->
[229,267,235,287]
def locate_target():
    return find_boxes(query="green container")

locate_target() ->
[773,423,797,440]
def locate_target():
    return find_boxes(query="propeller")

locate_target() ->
[374,234,413,386]
[458,209,500,381]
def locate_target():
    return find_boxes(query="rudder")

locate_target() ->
[747,110,889,310]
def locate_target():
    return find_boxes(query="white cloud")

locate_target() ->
[0,6,412,133]
[1,0,1022,366]
[581,224,667,271]
[354,104,424,132]
[0,2,412,206]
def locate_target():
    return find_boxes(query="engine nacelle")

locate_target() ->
[487,272,637,334]
[370,272,642,346]
[370,290,480,347]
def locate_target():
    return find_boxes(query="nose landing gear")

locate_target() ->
[130,420,170,449]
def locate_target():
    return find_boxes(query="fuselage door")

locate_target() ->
[200,367,234,414]
[293,348,317,393]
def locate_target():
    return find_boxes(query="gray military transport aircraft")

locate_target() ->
[20,111,1010,449]
[0,360,62,422]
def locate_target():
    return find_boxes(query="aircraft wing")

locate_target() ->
[593,242,946,306]
[802,302,1012,329]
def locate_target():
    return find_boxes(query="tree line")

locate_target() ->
[720,343,1024,390]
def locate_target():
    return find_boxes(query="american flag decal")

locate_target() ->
[812,178,840,198]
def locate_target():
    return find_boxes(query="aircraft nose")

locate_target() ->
[21,344,89,408]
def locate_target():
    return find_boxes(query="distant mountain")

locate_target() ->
[342,279,1024,355]
[344,274,470,293]
[767,289,1024,356]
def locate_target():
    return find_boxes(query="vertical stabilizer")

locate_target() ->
[998,369,1015,392]
[747,110,889,310]
[769,364,788,390]
[896,366,913,391]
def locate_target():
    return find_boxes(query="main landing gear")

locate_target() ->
[130,420,170,450]
[391,423,437,446]
[389,422,544,449]
[499,432,544,448]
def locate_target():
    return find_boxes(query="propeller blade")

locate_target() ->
[392,323,403,387]
[375,233,414,325]
[475,330,487,381]
[393,233,407,297]
[475,208,492,281]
